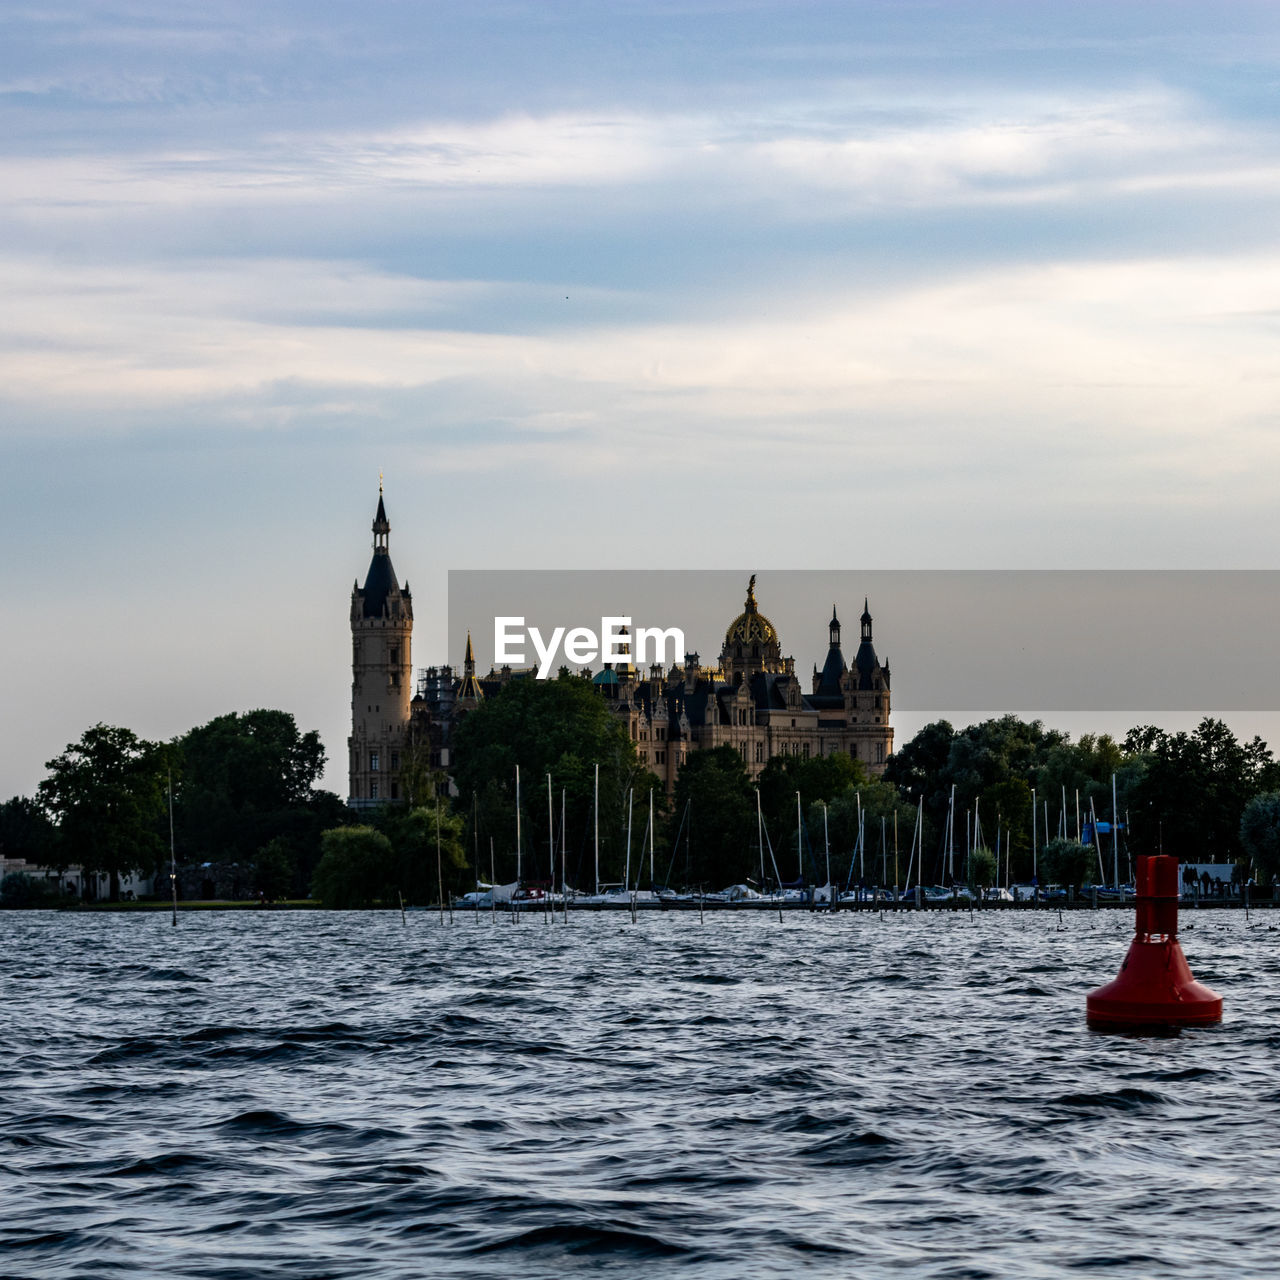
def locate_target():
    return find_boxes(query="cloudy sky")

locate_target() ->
[5,1,1280,799]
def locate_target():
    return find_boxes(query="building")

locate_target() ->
[348,487,414,807]
[347,494,893,805]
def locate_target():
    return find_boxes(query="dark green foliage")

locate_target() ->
[757,752,866,836]
[980,778,1033,881]
[1041,838,1093,891]
[174,710,341,894]
[253,837,297,899]
[0,795,57,867]
[968,846,998,891]
[819,780,915,888]
[0,871,60,908]
[1239,792,1280,883]
[375,804,470,902]
[310,826,394,908]
[38,724,170,900]
[668,746,756,888]
[1124,718,1277,862]
[311,809,469,907]
[451,676,658,888]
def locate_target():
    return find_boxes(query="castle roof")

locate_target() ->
[724,574,778,648]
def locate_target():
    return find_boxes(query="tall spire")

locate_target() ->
[860,597,872,642]
[830,603,841,646]
[372,484,390,553]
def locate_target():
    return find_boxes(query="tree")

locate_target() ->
[175,710,326,859]
[376,803,470,902]
[450,675,658,888]
[969,846,998,893]
[1240,792,1280,884]
[38,724,169,900]
[253,837,297,900]
[979,778,1032,881]
[0,796,57,868]
[1040,838,1092,891]
[310,826,394,908]
[820,780,914,888]
[757,752,865,836]
[0,872,59,908]
[1125,718,1275,862]
[668,746,756,889]
[174,709,340,895]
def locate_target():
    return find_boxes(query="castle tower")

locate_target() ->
[349,487,413,806]
[846,597,893,770]
[813,604,848,698]
[720,574,788,684]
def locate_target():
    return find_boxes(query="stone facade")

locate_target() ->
[348,490,414,807]
[347,497,894,805]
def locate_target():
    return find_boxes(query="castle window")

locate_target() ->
[390,646,399,665]
[370,780,379,799]
[876,743,885,764]
[803,742,811,758]
[657,750,666,764]
[370,751,380,772]
[390,782,399,800]
[755,741,764,762]
[391,751,399,770]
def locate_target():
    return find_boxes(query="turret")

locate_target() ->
[348,484,414,806]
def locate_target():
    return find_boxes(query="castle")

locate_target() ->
[348,493,893,805]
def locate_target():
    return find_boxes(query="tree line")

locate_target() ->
[6,680,1280,907]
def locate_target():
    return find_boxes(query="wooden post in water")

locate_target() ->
[167,768,178,928]
[823,802,832,912]
[894,809,899,909]
[546,773,554,926]
[561,788,569,923]
[1032,787,1037,905]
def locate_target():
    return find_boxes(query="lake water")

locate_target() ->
[3,907,1279,1279]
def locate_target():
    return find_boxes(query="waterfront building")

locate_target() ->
[348,488,414,808]
[346,494,893,804]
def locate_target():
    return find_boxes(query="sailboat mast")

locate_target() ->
[593,762,600,897]
[947,784,955,880]
[648,788,655,888]
[796,790,803,883]
[1032,787,1037,883]
[546,772,554,923]
[1112,773,1120,889]
[756,788,765,889]
[823,802,831,897]
[515,764,522,883]
[168,767,177,927]
[624,788,633,894]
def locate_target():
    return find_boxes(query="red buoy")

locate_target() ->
[1085,854,1222,1029]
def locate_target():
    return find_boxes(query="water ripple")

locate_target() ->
[1,908,1276,1278]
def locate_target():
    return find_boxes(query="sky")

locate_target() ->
[5,1,1280,800]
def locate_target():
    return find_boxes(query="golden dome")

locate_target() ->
[725,574,778,648]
